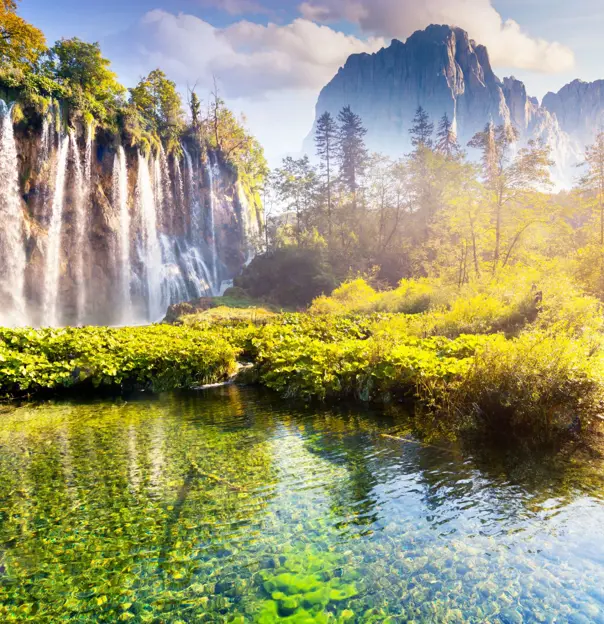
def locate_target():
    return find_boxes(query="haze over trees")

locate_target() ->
[265,102,604,302]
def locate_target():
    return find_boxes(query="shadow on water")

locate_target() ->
[0,386,603,622]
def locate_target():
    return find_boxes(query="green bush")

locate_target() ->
[430,329,604,440]
[0,326,238,397]
[235,247,337,308]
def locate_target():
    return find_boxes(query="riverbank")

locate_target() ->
[1,297,603,443]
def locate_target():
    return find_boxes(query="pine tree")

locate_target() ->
[315,111,338,239]
[409,106,434,149]
[337,106,368,197]
[435,113,460,158]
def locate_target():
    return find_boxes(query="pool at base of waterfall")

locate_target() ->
[0,386,603,623]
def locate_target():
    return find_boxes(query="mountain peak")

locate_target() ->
[308,23,508,156]
[306,24,604,188]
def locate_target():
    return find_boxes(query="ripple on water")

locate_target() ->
[0,386,602,622]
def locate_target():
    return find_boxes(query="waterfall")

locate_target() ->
[69,131,87,325]
[84,125,92,183]
[42,135,69,327]
[183,146,202,242]
[207,154,220,289]
[0,102,28,326]
[40,117,51,163]
[136,154,163,322]
[174,156,185,220]
[40,103,58,164]
[184,246,214,297]
[0,116,256,327]
[113,147,132,323]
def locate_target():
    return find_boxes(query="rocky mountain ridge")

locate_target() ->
[306,24,601,188]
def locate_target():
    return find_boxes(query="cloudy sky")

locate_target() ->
[20,0,604,164]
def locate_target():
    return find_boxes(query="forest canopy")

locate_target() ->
[0,1,267,183]
[261,102,604,306]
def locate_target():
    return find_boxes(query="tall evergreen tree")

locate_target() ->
[436,113,460,158]
[409,106,434,149]
[337,106,368,196]
[315,111,338,239]
[189,90,201,130]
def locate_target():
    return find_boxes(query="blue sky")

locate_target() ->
[18,0,604,163]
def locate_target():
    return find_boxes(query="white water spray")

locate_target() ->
[42,135,69,327]
[183,146,202,241]
[137,154,163,322]
[207,155,220,290]
[70,132,87,325]
[0,102,28,326]
[113,147,132,323]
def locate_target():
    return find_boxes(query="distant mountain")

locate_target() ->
[305,24,602,188]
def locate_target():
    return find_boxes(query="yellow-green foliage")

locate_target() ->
[181,305,277,326]
[0,325,238,397]
[432,329,604,439]
[1,266,603,441]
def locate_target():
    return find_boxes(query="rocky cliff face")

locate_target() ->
[543,79,604,146]
[307,24,602,188]
[0,104,262,328]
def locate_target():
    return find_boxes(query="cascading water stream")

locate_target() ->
[84,125,92,183]
[183,146,202,242]
[137,153,164,322]
[207,154,220,291]
[0,113,256,327]
[42,135,69,327]
[174,156,185,222]
[0,102,28,326]
[70,131,87,325]
[113,147,132,323]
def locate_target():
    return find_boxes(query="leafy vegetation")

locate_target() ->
[0,1,267,193]
[3,264,604,442]
[0,325,238,397]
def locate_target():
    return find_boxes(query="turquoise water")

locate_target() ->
[0,386,603,622]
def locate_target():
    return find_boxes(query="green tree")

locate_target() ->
[469,123,553,271]
[0,0,46,71]
[189,89,202,130]
[407,108,443,240]
[410,106,434,149]
[579,130,604,245]
[435,113,460,158]
[337,106,368,197]
[45,38,125,120]
[130,69,184,144]
[272,156,319,246]
[315,111,338,240]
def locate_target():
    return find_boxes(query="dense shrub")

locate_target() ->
[429,330,604,440]
[235,247,337,308]
[1,269,604,443]
[0,326,238,397]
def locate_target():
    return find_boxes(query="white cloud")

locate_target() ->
[105,10,384,165]
[110,10,385,99]
[299,0,575,73]
[198,0,269,16]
